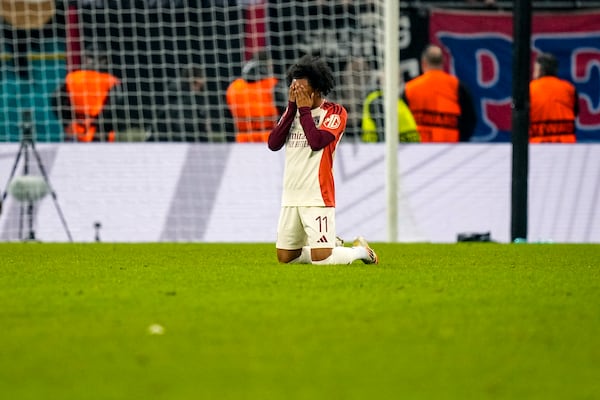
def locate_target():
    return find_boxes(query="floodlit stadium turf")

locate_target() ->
[1,243,598,399]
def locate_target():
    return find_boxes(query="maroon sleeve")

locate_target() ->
[268,101,297,151]
[298,106,335,151]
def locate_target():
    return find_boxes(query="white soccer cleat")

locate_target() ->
[352,236,379,264]
[335,236,345,247]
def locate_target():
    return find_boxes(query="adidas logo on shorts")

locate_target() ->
[317,235,328,243]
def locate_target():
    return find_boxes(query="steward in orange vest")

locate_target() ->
[403,45,476,142]
[226,52,282,143]
[529,53,578,143]
[52,47,121,142]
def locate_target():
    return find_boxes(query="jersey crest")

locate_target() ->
[323,114,342,129]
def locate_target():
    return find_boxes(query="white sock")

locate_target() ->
[312,246,366,265]
[289,246,312,264]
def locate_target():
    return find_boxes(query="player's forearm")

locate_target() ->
[268,101,297,151]
[299,107,335,150]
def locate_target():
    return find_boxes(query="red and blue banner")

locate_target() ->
[430,10,600,142]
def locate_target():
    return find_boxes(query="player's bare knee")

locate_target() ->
[311,248,332,262]
[277,248,301,263]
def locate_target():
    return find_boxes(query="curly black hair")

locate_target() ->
[286,55,335,96]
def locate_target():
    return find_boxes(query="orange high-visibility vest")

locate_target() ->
[529,76,577,143]
[404,70,461,142]
[65,70,120,142]
[226,77,279,143]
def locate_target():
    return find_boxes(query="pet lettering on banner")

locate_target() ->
[430,10,600,142]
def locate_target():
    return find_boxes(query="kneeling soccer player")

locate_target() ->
[267,55,378,265]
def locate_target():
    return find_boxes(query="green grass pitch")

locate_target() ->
[1,242,599,399]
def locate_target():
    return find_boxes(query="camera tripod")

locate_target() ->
[0,110,72,242]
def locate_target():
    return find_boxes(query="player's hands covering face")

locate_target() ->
[290,79,314,108]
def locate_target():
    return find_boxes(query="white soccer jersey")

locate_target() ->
[281,101,347,207]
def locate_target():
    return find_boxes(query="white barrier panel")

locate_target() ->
[0,143,598,243]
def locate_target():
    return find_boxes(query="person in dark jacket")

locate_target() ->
[153,65,216,142]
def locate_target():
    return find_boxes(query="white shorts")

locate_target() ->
[276,206,336,250]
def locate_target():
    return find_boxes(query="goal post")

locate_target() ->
[384,0,400,242]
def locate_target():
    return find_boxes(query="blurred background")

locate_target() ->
[1,0,599,143]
